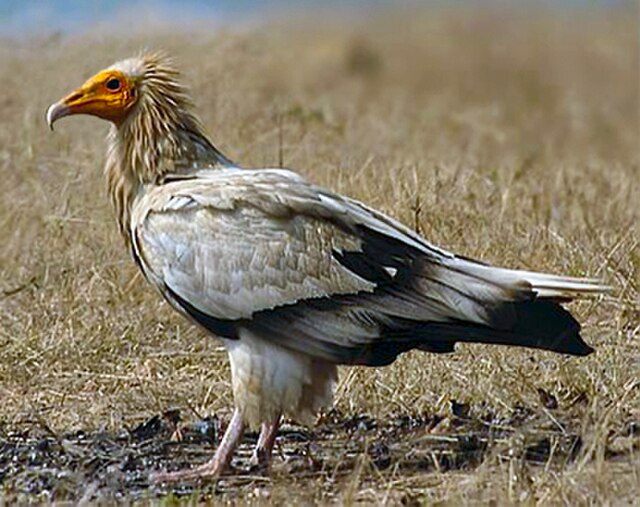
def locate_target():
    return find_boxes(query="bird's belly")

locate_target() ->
[225,329,337,429]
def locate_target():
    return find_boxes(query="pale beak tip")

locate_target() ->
[46,104,55,131]
[46,102,67,131]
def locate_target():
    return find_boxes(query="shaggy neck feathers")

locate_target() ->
[104,53,232,240]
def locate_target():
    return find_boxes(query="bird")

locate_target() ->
[46,52,607,483]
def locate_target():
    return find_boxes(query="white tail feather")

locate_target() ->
[505,270,610,298]
[449,259,610,301]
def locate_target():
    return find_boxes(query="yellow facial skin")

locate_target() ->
[47,70,138,129]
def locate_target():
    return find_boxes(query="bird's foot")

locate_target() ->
[151,408,246,484]
[150,458,225,484]
[248,416,281,472]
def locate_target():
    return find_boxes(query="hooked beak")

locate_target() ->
[46,101,71,131]
[46,70,122,131]
[46,69,135,131]
[46,84,91,131]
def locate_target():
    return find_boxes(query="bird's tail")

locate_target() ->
[482,267,608,300]
[411,266,610,357]
[414,299,591,356]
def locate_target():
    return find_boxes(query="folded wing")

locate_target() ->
[132,169,607,366]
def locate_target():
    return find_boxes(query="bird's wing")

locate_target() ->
[132,169,605,365]
[132,169,380,319]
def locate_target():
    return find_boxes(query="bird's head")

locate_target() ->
[47,62,139,129]
[46,52,187,130]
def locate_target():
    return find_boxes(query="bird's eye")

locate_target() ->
[106,78,121,91]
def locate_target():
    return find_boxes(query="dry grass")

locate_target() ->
[0,4,638,504]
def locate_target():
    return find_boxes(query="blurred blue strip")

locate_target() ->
[0,0,627,37]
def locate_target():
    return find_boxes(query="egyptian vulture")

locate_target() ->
[46,52,606,482]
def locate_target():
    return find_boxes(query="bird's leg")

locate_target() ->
[151,408,245,484]
[250,415,281,469]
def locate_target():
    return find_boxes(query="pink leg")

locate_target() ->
[250,415,281,469]
[151,409,245,483]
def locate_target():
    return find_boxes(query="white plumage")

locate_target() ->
[46,53,609,483]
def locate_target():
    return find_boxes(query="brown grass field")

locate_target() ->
[0,4,638,504]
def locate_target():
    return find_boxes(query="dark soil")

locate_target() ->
[3,398,633,503]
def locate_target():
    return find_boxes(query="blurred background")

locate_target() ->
[1,0,637,421]
[0,0,637,417]
[0,0,636,37]
[0,0,637,502]
[1,0,626,33]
